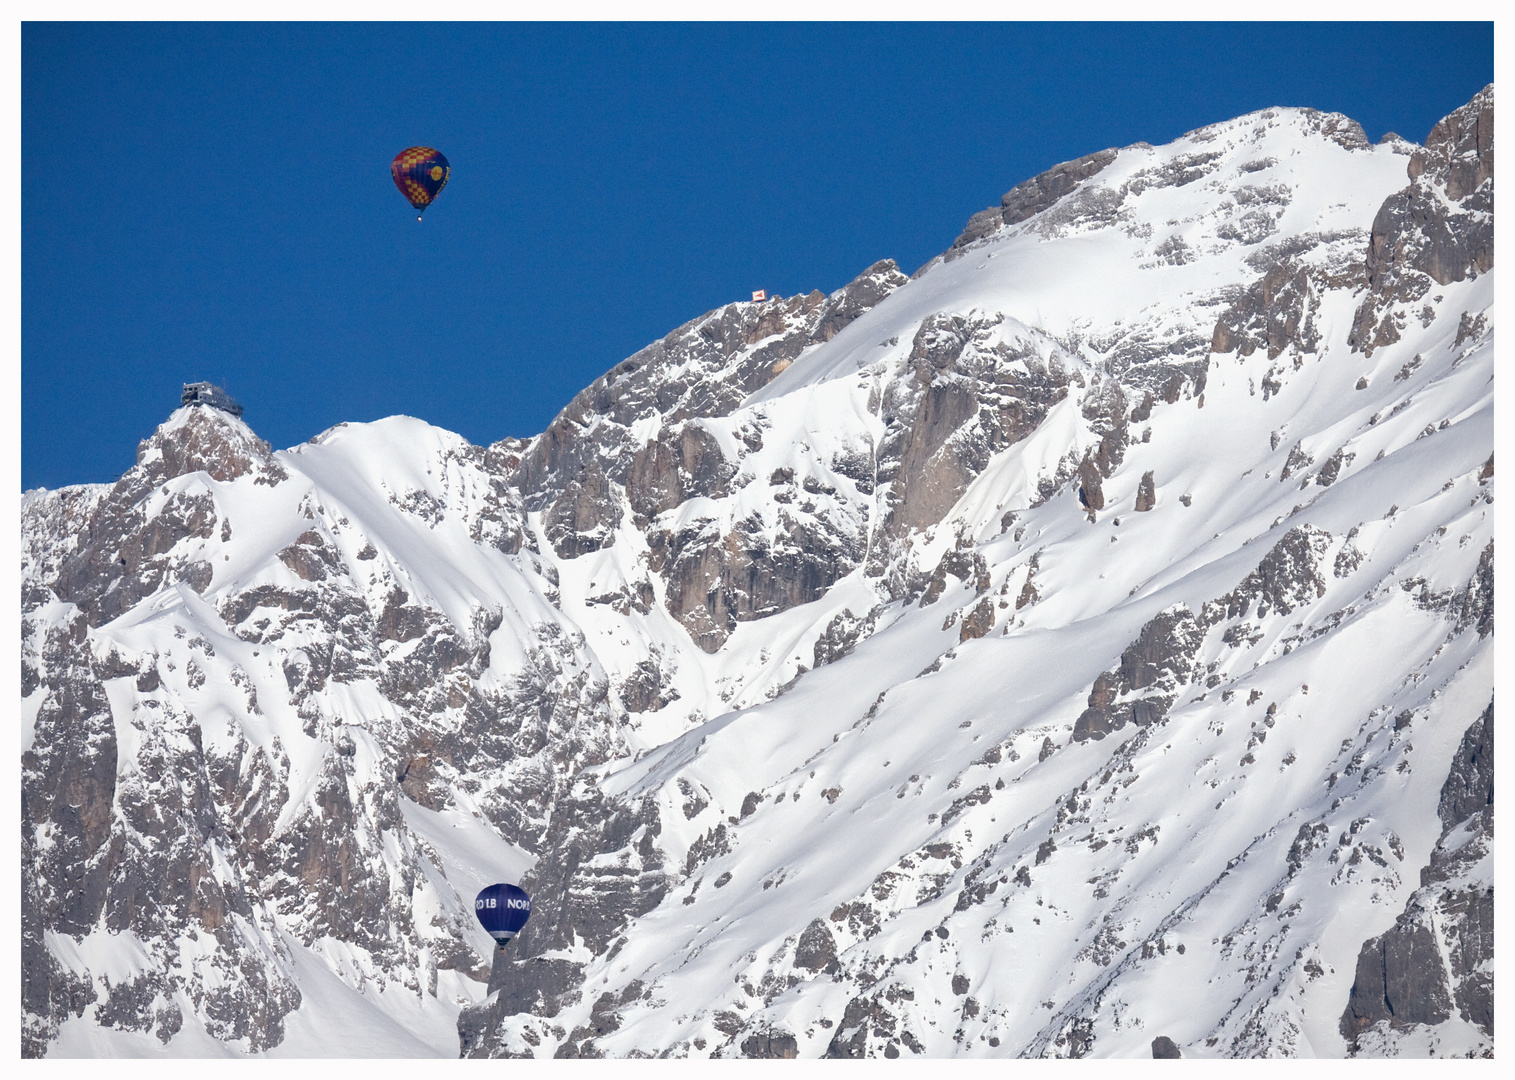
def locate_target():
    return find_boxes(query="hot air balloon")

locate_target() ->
[391,147,450,221]
[475,883,531,948]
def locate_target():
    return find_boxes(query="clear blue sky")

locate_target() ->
[22,22,1492,491]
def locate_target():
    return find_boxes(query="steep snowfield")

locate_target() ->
[22,94,1493,1058]
[545,283,1492,1057]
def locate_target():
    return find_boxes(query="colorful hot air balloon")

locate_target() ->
[475,883,531,947]
[391,147,450,221]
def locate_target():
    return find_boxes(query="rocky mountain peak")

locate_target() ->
[1411,83,1494,199]
[133,403,285,489]
[21,406,290,628]
[1354,85,1494,354]
[947,104,1376,262]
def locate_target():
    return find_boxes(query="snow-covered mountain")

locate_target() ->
[21,86,1493,1059]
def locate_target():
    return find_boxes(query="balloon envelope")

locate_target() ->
[391,147,450,214]
[475,883,531,944]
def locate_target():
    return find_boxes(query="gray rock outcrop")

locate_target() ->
[952,147,1121,250]
[1351,85,1494,355]
[1341,700,1493,1049]
[1151,1035,1182,1058]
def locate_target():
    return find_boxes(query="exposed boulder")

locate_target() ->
[1073,606,1203,741]
[741,1030,800,1058]
[1151,1035,1182,1058]
[958,597,997,642]
[825,990,920,1058]
[1076,457,1105,515]
[794,918,840,974]
[920,548,991,606]
[618,651,680,713]
[1342,918,1455,1035]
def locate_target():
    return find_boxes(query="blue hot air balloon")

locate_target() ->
[476,883,532,947]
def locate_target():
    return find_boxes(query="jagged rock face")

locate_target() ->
[877,315,1075,537]
[1221,525,1332,620]
[793,918,841,973]
[624,422,736,525]
[648,507,867,653]
[512,259,909,649]
[952,147,1121,249]
[1212,258,1327,361]
[21,602,305,1054]
[1341,701,1493,1053]
[1437,701,1493,829]
[459,787,670,1058]
[1412,88,1495,204]
[514,260,907,510]
[37,408,288,627]
[811,606,883,669]
[22,413,629,1055]
[1343,920,1457,1030]
[1352,85,1494,355]
[22,88,1494,1059]
[1072,605,1203,741]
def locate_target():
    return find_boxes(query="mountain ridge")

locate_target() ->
[22,86,1493,1058]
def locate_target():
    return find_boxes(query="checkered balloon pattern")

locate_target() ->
[391,147,450,213]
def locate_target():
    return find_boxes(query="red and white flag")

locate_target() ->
[751,290,766,302]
